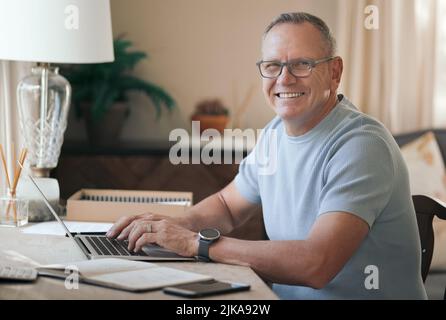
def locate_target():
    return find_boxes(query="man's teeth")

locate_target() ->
[277,92,305,98]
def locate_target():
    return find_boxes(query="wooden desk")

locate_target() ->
[0,226,277,300]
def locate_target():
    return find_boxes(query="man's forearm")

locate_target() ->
[207,212,369,290]
[208,237,325,289]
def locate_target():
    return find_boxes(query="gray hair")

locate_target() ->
[264,12,337,56]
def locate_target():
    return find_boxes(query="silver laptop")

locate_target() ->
[22,165,195,261]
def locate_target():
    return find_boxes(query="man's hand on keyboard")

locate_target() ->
[106,213,198,257]
[106,213,175,239]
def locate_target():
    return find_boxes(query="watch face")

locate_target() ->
[199,228,220,241]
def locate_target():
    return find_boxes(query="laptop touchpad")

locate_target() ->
[141,244,186,258]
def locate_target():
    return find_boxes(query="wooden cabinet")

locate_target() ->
[53,141,265,240]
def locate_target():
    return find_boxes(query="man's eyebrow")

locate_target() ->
[261,57,315,62]
[288,57,314,62]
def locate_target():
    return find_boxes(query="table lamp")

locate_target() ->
[0,0,114,220]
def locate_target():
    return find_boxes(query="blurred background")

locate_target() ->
[2,0,445,146]
[64,0,446,141]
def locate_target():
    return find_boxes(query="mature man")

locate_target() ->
[107,12,427,299]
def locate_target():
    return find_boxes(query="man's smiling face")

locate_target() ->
[261,22,342,135]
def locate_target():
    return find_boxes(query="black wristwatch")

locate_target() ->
[197,228,221,262]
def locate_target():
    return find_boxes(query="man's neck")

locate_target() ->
[284,93,339,137]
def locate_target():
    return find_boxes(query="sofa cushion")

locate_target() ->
[394,129,446,163]
[400,131,446,271]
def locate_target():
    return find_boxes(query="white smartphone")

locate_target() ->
[163,279,250,298]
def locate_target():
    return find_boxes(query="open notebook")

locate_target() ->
[37,258,212,292]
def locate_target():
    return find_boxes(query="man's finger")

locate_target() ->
[119,217,158,240]
[106,215,136,238]
[128,223,153,251]
[117,219,142,240]
[134,233,156,252]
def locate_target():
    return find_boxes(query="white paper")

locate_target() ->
[89,266,211,291]
[40,258,157,277]
[21,221,113,236]
[37,258,212,291]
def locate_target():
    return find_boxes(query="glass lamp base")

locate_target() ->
[17,65,71,170]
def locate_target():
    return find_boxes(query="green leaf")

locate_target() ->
[58,37,176,122]
[117,75,176,114]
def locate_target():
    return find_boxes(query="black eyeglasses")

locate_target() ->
[256,56,336,79]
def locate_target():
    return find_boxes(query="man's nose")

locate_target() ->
[276,65,297,85]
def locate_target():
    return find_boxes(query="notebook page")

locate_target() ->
[87,266,212,291]
[40,258,157,277]
[22,221,113,236]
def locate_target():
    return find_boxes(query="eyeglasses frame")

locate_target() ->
[256,56,337,79]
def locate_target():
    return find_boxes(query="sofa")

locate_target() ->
[394,129,446,300]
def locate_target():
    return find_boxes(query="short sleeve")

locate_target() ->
[234,147,262,204]
[318,133,395,227]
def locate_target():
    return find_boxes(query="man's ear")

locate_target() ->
[331,57,343,88]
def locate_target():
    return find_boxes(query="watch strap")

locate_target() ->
[197,238,212,262]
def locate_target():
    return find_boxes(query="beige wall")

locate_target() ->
[66,0,338,142]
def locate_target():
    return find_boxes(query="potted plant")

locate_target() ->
[60,38,176,146]
[191,99,230,134]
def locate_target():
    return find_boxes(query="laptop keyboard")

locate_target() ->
[85,236,147,256]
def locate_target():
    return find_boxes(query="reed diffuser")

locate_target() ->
[0,144,29,227]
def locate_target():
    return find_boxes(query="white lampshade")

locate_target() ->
[0,0,114,63]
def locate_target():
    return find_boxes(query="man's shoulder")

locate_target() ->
[335,96,395,146]
[325,97,401,165]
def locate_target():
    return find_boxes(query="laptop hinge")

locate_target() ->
[74,236,92,259]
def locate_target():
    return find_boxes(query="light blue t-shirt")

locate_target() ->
[235,95,427,299]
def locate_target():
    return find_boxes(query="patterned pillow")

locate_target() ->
[400,131,446,271]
